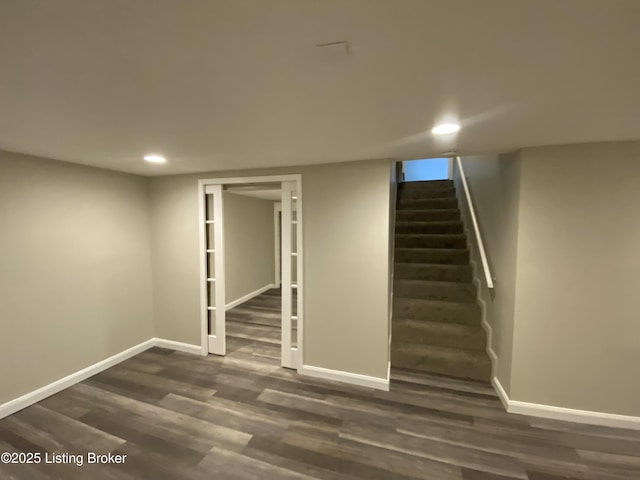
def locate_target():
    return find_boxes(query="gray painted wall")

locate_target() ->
[0,150,154,405]
[149,175,201,344]
[512,142,640,416]
[223,192,276,303]
[456,154,521,395]
[460,142,640,417]
[3,141,638,418]
[149,159,393,379]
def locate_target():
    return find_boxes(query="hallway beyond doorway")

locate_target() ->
[226,288,281,346]
[226,288,298,350]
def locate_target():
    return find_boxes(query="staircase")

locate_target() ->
[391,179,491,382]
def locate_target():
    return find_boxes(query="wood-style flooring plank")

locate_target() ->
[0,288,638,479]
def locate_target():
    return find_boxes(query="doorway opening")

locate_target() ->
[401,157,452,182]
[197,175,303,371]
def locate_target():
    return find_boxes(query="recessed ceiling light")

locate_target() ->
[431,123,461,135]
[144,154,166,164]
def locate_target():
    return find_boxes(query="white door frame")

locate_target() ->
[197,184,226,356]
[197,174,304,372]
[274,202,282,286]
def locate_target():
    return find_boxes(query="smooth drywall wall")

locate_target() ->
[223,192,275,303]
[150,159,391,379]
[0,150,154,406]
[456,154,521,395]
[512,142,640,416]
[149,175,201,344]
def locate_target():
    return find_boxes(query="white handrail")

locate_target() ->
[455,156,494,289]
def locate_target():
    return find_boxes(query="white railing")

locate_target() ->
[455,156,494,289]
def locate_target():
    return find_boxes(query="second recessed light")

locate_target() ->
[144,154,166,164]
[431,123,461,135]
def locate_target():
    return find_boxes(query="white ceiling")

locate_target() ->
[1,0,639,176]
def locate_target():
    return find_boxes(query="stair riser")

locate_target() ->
[397,198,458,210]
[395,235,467,249]
[392,323,487,351]
[395,223,463,235]
[394,280,476,303]
[394,249,469,265]
[398,188,456,200]
[394,264,472,282]
[400,180,453,190]
[393,300,480,325]
[390,348,491,382]
[395,210,460,222]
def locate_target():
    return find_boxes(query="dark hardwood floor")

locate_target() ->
[225,287,282,345]
[1,290,639,479]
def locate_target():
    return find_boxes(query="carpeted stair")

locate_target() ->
[391,179,491,382]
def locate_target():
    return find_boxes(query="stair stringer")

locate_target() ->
[452,177,499,381]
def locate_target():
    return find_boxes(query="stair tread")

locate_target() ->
[395,221,463,235]
[395,247,468,253]
[393,298,480,325]
[391,343,491,363]
[394,279,476,292]
[395,234,467,249]
[395,221,462,226]
[390,367,495,390]
[398,202,458,209]
[400,180,453,187]
[394,317,484,333]
[396,213,460,222]
[395,297,477,307]
[397,208,459,212]
[393,279,476,303]
[395,262,472,283]
[395,233,466,238]
[400,196,456,201]
[394,278,474,286]
[399,193,457,200]
[399,185,456,192]
[395,262,470,269]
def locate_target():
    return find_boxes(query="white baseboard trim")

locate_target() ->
[486,345,498,365]
[492,377,640,430]
[0,337,206,420]
[153,338,203,356]
[301,365,389,391]
[469,251,499,379]
[0,338,155,420]
[476,286,498,363]
[508,401,640,430]
[492,377,510,411]
[225,283,277,311]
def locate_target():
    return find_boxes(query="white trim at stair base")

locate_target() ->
[153,338,204,356]
[473,276,498,364]
[301,365,390,391]
[492,377,640,430]
[225,283,277,311]
[0,337,204,420]
[492,377,510,411]
[468,245,499,380]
